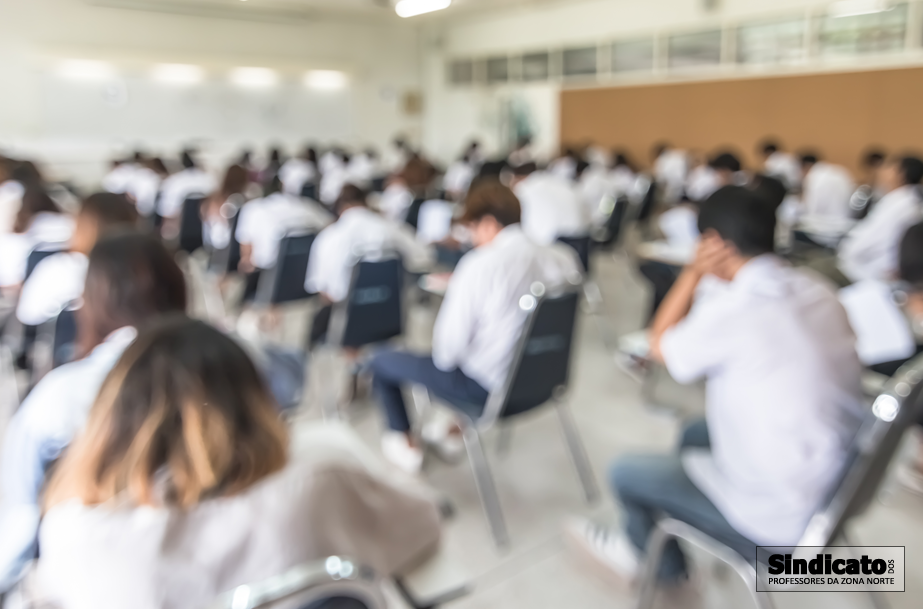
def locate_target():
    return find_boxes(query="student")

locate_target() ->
[378,170,416,224]
[347,148,379,189]
[510,162,591,246]
[28,316,440,608]
[16,193,138,326]
[799,152,856,221]
[508,135,534,168]
[100,156,139,195]
[0,158,26,234]
[609,151,637,198]
[157,150,217,231]
[279,146,318,197]
[652,142,688,206]
[851,149,888,219]
[548,148,580,182]
[369,183,582,473]
[235,175,333,302]
[319,150,350,206]
[443,147,478,202]
[0,231,187,592]
[304,184,433,347]
[757,140,801,192]
[838,155,923,283]
[685,151,740,203]
[0,185,74,289]
[568,187,864,586]
[201,164,249,252]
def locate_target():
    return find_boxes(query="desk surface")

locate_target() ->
[635,240,693,266]
[418,272,452,296]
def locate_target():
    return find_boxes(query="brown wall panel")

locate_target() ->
[560,67,923,176]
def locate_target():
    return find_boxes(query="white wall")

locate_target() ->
[0,0,423,186]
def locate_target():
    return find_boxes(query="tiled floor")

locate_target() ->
[279,250,923,609]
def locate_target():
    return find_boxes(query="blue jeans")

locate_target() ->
[610,418,758,582]
[370,349,489,432]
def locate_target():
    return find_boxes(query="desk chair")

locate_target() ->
[301,182,318,201]
[414,286,599,547]
[404,198,426,231]
[255,233,318,307]
[31,306,78,386]
[632,178,658,234]
[557,235,591,274]
[592,195,631,253]
[635,353,923,609]
[16,245,67,373]
[178,195,206,254]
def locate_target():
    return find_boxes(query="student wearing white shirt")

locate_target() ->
[304,184,433,347]
[837,155,923,284]
[0,232,188,593]
[279,146,318,197]
[200,164,249,253]
[548,148,579,181]
[653,142,688,206]
[800,153,856,221]
[0,185,74,290]
[569,187,864,585]
[319,151,351,206]
[443,149,477,203]
[508,136,534,168]
[16,192,137,326]
[100,158,138,195]
[27,317,440,609]
[378,175,415,223]
[510,163,591,246]
[369,183,582,474]
[758,140,802,192]
[0,158,26,234]
[609,152,637,198]
[157,150,217,231]
[347,149,378,189]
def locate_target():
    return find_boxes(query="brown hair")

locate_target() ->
[219,164,249,199]
[80,192,139,230]
[13,184,60,233]
[460,182,521,227]
[334,183,367,216]
[77,231,187,356]
[45,316,289,510]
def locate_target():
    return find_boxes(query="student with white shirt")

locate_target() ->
[369,183,582,474]
[799,153,856,222]
[510,162,591,247]
[609,152,637,198]
[758,140,802,192]
[157,150,217,237]
[319,150,350,206]
[200,164,249,254]
[652,142,688,206]
[304,184,433,347]
[27,316,440,609]
[508,135,534,168]
[347,148,379,189]
[16,192,138,327]
[0,231,188,593]
[0,185,74,290]
[443,148,478,203]
[0,158,27,235]
[569,186,864,586]
[235,175,333,302]
[279,146,318,198]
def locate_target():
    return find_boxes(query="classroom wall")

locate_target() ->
[559,66,923,175]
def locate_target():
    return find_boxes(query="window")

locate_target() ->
[486,57,509,84]
[521,52,550,81]
[562,46,598,77]
[668,30,722,68]
[611,38,655,73]
[819,3,908,55]
[737,19,806,65]
[448,60,473,85]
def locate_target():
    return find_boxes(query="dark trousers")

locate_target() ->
[309,303,333,349]
[240,270,263,304]
[370,349,489,432]
[638,261,681,322]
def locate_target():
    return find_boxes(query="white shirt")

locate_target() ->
[347,154,377,187]
[278,158,316,196]
[838,185,922,282]
[658,205,699,249]
[235,193,332,270]
[660,256,865,545]
[578,164,613,221]
[547,156,577,181]
[654,150,688,204]
[157,168,217,219]
[128,167,162,217]
[685,165,722,202]
[0,180,24,234]
[609,166,636,198]
[378,183,415,223]
[319,162,348,206]
[0,213,75,287]
[443,161,475,199]
[515,172,591,245]
[15,252,87,326]
[305,206,433,302]
[801,162,855,221]
[416,200,455,244]
[432,225,582,391]
[101,163,138,194]
[764,151,802,191]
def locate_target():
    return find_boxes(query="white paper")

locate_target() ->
[839,280,916,366]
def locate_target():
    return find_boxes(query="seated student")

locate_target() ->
[0,184,74,290]
[157,150,217,237]
[507,135,534,168]
[548,148,580,182]
[235,175,333,302]
[510,162,591,247]
[833,155,923,286]
[652,142,688,206]
[799,152,855,222]
[757,140,802,192]
[304,184,433,347]
[347,148,379,190]
[279,146,318,197]
[0,231,187,592]
[369,183,582,474]
[569,187,864,586]
[16,192,138,326]
[319,150,350,206]
[443,148,478,203]
[201,164,249,253]
[609,151,637,198]
[29,316,441,608]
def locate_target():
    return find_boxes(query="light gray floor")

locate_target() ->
[228,249,923,608]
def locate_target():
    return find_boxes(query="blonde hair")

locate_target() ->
[45,316,288,510]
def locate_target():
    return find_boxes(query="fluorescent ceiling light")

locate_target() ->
[229,67,278,88]
[56,59,115,81]
[395,0,451,18]
[151,63,204,85]
[303,70,348,91]
[829,0,890,17]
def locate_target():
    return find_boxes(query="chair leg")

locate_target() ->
[555,401,600,504]
[461,425,509,548]
[495,423,513,457]
[320,348,342,422]
[634,524,672,609]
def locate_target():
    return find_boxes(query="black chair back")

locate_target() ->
[329,257,404,349]
[595,195,630,249]
[404,198,426,231]
[636,180,657,222]
[556,236,591,273]
[301,183,318,200]
[179,195,206,254]
[52,307,78,369]
[256,233,317,305]
[495,289,580,420]
[25,248,63,281]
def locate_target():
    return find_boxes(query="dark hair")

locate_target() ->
[460,182,521,227]
[512,162,537,177]
[651,141,671,159]
[11,161,43,188]
[748,174,787,210]
[759,140,780,156]
[13,184,60,233]
[899,222,923,287]
[79,231,187,355]
[335,183,367,215]
[147,157,169,176]
[612,151,635,171]
[80,192,139,229]
[269,147,282,163]
[516,135,532,149]
[897,156,923,186]
[305,147,318,164]
[710,152,742,173]
[220,164,249,198]
[181,150,197,170]
[698,186,776,257]
[800,152,820,166]
[862,149,887,169]
[263,174,284,196]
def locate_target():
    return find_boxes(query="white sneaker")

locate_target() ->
[564,517,640,585]
[421,418,466,463]
[615,352,649,383]
[381,432,424,475]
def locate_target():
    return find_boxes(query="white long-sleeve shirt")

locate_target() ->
[378,183,415,224]
[801,162,855,221]
[279,159,316,196]
[432,225,582,391]
[764,151,802,191]
[15,252,87,326]
[0,213,74,287]
[654,149,688,205]
[305,206,433,302]
[514,172,591,245]
[235,193,333,270]
[838,185,922,282]
[157,168,217,219]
